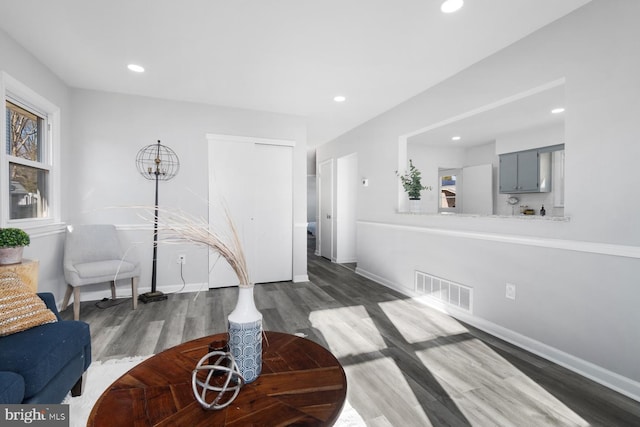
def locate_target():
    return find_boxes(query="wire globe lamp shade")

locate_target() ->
[136,140,180,181]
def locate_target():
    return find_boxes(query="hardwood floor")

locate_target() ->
[60,238,640,426]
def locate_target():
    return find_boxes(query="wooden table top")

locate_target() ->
[88,331,347,426]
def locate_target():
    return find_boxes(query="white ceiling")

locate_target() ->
[408,82,566,148]
[0,0,591,147]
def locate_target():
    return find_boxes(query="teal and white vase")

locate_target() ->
[228,286,262,383]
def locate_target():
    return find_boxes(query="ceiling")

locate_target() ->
[408,83,565,148]
[0,0,591,147]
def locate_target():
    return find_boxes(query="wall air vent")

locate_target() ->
[415,271,473,313]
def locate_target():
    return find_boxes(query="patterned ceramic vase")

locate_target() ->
[228,286,262,383]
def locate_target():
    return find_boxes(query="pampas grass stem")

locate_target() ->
[138,206,252,287]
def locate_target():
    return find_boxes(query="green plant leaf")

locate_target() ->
[396,159,430,199]
[0,228,30,248]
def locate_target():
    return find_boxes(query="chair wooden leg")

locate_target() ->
[62,284,73,311]
[131,277,138,310]
[73,287,81,321]
[110,280,116,300]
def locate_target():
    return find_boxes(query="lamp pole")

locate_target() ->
[136,140,179,303]
[150,142,161,296]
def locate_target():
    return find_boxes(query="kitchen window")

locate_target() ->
[438,168,461,213]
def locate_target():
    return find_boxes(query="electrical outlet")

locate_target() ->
[505,283,516,300]
[177,254,186,265]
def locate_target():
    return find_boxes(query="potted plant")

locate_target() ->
[396,159,431,213]
[0,228,30,265]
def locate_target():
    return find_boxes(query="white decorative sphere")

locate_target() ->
[191,351,245,410]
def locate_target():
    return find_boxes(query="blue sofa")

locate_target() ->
[0,292,91,404]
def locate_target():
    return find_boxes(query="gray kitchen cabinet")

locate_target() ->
[499,148,550,193]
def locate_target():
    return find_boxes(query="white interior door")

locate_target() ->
[208,139,251,287]
[252,143,292,283]
[208,136,293,287]
[336,153,358,263]
[319,160,333,260]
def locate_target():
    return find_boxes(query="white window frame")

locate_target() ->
[1,72,61,229]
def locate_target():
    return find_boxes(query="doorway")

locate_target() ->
[317,153,358,264]
[318,159,333,260]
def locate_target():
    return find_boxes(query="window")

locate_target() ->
[1,72,60,227]
[438,168,461,213]
[6,101,49,220]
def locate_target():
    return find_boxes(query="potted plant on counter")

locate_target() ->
[0,228,30,265]
[396,159,431,213]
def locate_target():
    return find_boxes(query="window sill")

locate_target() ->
[396,211,570,222]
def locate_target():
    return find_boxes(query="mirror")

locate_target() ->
[402,81,566,217]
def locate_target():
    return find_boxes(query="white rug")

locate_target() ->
[64,356,366,426]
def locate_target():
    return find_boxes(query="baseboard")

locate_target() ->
[355,267,397,290]
[293,274,309,283]
[451,308,640,403]
[65,282,209,308]
[355,266,640,403]
[334,257,357,264]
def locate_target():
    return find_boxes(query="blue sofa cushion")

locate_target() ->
[0,320,90,399]
[0,371,24,404]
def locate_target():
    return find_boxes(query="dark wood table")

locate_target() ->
[88,331,347,426]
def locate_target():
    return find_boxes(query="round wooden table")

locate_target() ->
[88,331,347,426]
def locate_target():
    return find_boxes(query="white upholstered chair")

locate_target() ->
[62,224,140,320]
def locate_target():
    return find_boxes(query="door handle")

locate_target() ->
[326,214,331,219]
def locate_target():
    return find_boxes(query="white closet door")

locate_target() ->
[252,143,292,283]
[208,137,293,287]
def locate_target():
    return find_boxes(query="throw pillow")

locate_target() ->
[0,272,57,337]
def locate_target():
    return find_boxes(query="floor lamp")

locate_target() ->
[136,140,180,303]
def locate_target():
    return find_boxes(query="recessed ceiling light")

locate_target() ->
[551,107,565,114]
[127,64,145,73]
[441,0,464,13]
[452,136,461,141]
[334,95,346,103]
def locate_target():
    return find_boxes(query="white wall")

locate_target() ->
[307,176,317,233]
[316,0,640,400]
[67,89,308,295]
[0,29,71,298]
[495,124,563,155]
[2,27,310,300]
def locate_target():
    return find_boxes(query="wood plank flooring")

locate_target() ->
[60,238,640,426]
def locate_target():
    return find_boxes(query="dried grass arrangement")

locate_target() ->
[139,206,252,288]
